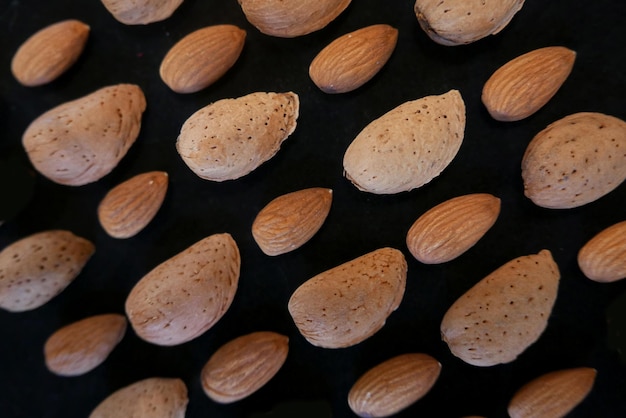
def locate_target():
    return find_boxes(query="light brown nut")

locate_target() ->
[100,0,184,25]
[11,20,90,87]
[176,92,299,181]
[414,0,525,46]
[98,171,169,239]
[0,230,95,312]
[288,248,406,348]
[309,24,398,94]
[578,220,626,283]
[125,233,240,346]
[521,112,626,209]
[348,353,441,418]
[159,25,246,94]
[238,0,351,38]
[252,188,332,256]
[22,84,147,186]
[406,193,500,264]
[44,313,127,376]
[89,377,188,418]
[441,250,560,366]
[343,89,465,194]
[508,367,597,418]
[201,331,289,403]
[482,46,576,121]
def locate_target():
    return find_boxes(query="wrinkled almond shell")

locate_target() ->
[578,220,626,283]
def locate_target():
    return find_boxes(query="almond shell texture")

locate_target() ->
[100,0,184,25]
[578,220,626,283]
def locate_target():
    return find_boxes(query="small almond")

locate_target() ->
[160,25,246,94]
[100,0,184,25]
[11,20,90,87]
[201,331,289,403]
[309,24,398,94]
[348,353,441,417]
[98,171,169,239]
[252,188,332,256]
[578,220,626,283]
[44,313,127,376]
[406,193,501,264]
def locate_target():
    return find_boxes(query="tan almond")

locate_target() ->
[348,353,441,417]
[482,46,576,121]
[201,331,289,403]
[160,25,246,94]
[11,20,90,87]
[0,230,95,312]
[238,0,352,38]
[508,367,597,418]
[44,313,127,376]
[100,0,184,25]
[252,188,332,256]
[522,112,626,209]
[406,193,501,264]
[98,171,169,239]
[309,24,398,94]
[578,220,626,283]
[22,84,147,186]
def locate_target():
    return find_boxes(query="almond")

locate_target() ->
[348,353,441,417]
[159,25,246,94]
[522,112,626,209]
[201,331,289,403]
[309,24,398,94]
[89,377,188,418]
[288,248,406,348]
[98,171,169,239]
[441,250,560,366]
[343,89,465,194]
[22,84,147,186]
[414,0,525,46]
[407,193,500,264]
[100,0,184,25]
[482,47,576,121]
[11,20,90,87]
[0,230,95,312]
[238,0,352,38]
[44,313,127,376]
[125,233,240,346]
[176,92,299,182]
[578,220,626,283]
[252,188,332,256]
[508,367,597,418]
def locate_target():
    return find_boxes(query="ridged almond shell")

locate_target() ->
[578,220,626,283]
[100,0,184,25]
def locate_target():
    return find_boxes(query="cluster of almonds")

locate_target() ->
[3,0,626,417]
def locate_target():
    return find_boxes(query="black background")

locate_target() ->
[1,0,626,417]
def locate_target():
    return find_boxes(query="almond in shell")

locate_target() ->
[578,220,626,283]
[309,24,398,94]
[100,0,184,25]
[288,248,407,348]
[201,331,289,403]
[11,20,90,87]
[0,230,95,312]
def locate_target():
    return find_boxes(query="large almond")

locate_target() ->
[100,0,184,25]
[201,331,289,403]
[176,92,299,181]
[309,24,398,94]
[238,0,351,38]
[125,233,240,346]
[160,25,246,94]
[11,20,90,87]
[288,248,406,348]
[578,220,626,283]
[343,89,465,194]
[522,112,626,209]
[348,353,441,417]
[482,46,576,121]
[0,230,95,312]
[98,171,169,239]
[22,84,147,186]
[44,313,127,376]
[441,250,560,366]
[406,193,501,264]
[252,187,332,256]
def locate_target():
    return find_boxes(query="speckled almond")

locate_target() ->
[0,230,95,312]
[100,0,184,25]
[578,220,626,283]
